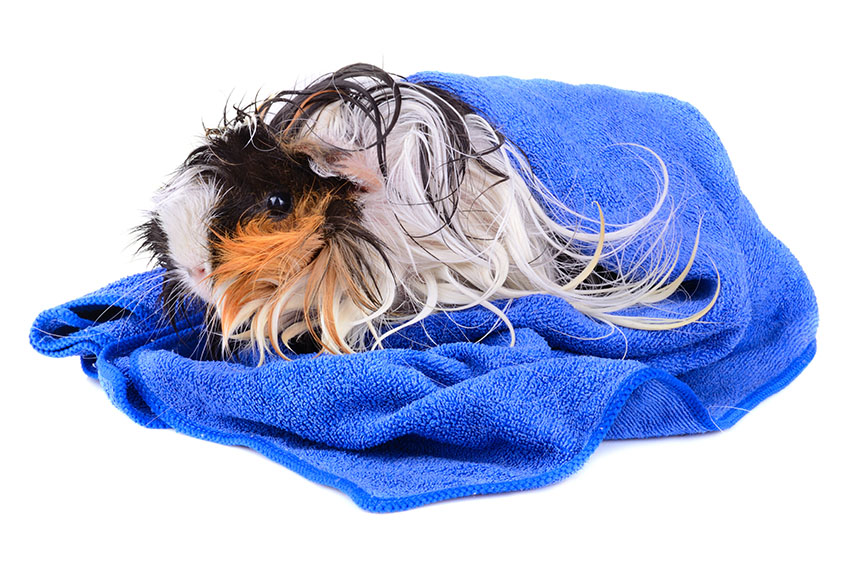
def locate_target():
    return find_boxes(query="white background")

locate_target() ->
[4,1,847,561]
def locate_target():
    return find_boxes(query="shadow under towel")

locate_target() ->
[30,72,818,512]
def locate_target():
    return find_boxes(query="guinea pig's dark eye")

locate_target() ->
[266,192,293,217]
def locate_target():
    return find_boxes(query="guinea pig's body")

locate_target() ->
[139,64,714,360]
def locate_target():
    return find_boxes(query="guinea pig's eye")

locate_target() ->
[266,192,293,217]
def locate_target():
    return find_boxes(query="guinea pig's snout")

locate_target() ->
[184,263,214,302]
[189,264,209,282]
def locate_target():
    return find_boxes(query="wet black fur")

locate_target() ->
[187,118,354,263]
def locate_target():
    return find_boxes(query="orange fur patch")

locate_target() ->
[210,191,383,358]
[212,194,330,349]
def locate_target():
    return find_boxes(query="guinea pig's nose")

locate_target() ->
[189,265,209,281]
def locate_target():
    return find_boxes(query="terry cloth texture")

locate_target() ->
[30,72,818,512]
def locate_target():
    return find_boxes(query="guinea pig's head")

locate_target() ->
[138,112,393,359]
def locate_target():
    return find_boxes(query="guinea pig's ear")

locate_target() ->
[288,140,383,193]
[326,150,383,193]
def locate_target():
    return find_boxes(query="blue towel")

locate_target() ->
[30,72,818,512]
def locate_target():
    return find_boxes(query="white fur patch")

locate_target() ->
[154,169,218,301]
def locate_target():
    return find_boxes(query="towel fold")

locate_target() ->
[30,72,818,512]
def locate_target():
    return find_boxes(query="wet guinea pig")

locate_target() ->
[138,63,714,360]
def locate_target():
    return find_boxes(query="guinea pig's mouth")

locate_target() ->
[176,263,214,303]
[188,279,214,303]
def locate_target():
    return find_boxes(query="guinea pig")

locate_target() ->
[137,63,715,360]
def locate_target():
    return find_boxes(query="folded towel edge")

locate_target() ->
[122,330,816,512]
